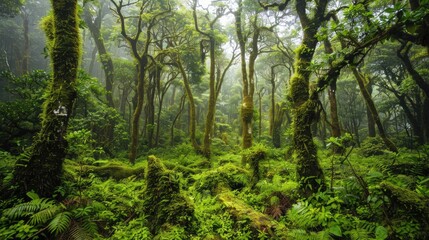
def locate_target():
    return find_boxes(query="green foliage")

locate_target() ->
[0,71,49,152]
[110,215,152,240]
[1,192,98,239]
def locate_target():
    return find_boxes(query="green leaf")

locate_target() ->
[375,225,388,240]
[26,191,39,200]
[329,225,342,237]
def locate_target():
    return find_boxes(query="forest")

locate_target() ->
[0,0,428,239]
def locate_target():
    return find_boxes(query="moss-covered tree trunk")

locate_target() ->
[13,0,80,197]
[289,0,327,196]
[129,58,147,163]
[202,37,216,158]
[234,0,259,150]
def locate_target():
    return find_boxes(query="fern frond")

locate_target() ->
[48,211,72,235]
[60,219,92,240]
[78,215,98,236]
[4,198,56,220]
[29,204,61,225]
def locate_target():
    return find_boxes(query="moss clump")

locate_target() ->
[88,164,144,180]
[144,155,194,235]
[193,163,250,194]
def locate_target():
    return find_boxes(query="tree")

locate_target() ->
[13,0,81,197]
[234,0,263,150]
[278,0,329,195]
[110,0,171,163]
[192,0,231,158]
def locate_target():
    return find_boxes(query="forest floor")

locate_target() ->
[1,139,429,239]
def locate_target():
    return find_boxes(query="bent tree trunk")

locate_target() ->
[13,0,81,197]
[351,67,398,153]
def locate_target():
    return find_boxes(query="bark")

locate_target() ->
[13,0,80,197]
[351,67,398,153]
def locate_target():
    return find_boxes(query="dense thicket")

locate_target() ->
[0,0,428,239]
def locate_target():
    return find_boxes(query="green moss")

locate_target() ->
[380,181,428,215]
[89,164,144,180]
[241,96,254,122]
[144,155,194,235]
[163,161,202,177]
[193,163,250,194]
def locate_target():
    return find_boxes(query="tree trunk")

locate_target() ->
[234,1,257,150]
[129,58,147,163]
[177,60,200,152]
[323,40,341,139]
[365,79,376,137]
[288,0,328,196]
[13,0,80,197]
[202,37,216,158]
[351,67,398,153]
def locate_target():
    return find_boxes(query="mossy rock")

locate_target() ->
[144,155,194,235]
[193,163,250,194]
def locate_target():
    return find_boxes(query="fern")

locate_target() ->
[29,204,61,225]
[48,211,72,235]
[4,198,57,220]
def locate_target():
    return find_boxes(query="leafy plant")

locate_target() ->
[1,192,98,240]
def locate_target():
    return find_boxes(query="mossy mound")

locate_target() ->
[218,190,282,237]
[193,163,250,194]
[358,137,388,157]
[144,155,194,235]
